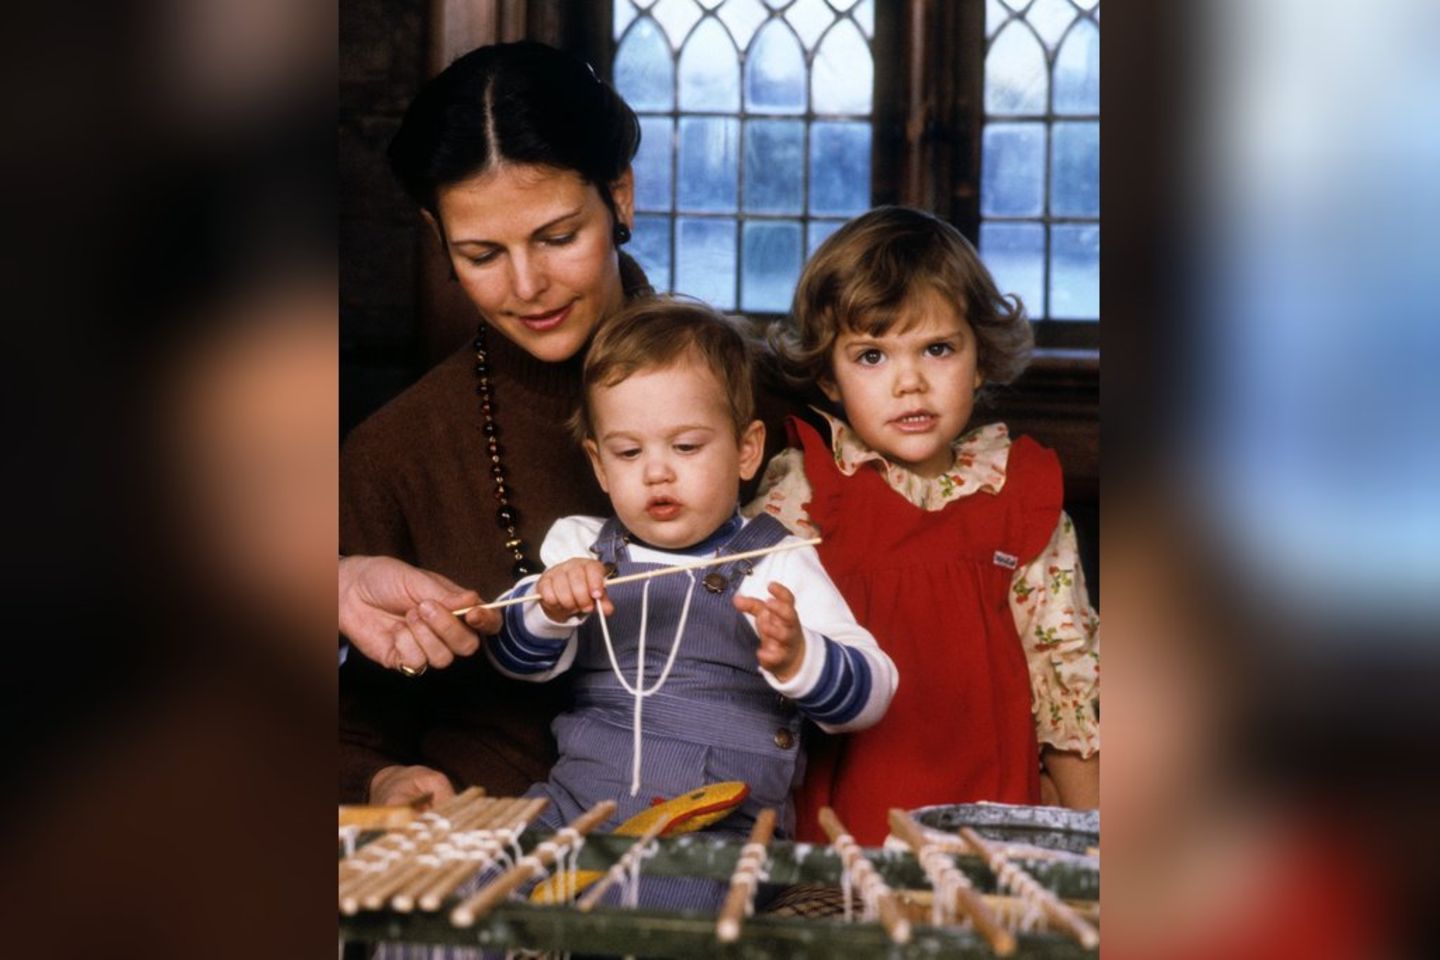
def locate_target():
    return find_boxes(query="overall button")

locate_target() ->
[773,728,795,750]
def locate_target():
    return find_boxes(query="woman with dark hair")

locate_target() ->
[340,42,659,806]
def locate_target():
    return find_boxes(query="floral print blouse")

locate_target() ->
[743,411,1100,758]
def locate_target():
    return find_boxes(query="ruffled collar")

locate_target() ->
[816,408,1012,510]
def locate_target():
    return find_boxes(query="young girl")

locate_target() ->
[750,206,1099,845]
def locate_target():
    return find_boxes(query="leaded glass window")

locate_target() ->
[979,0,1099,321]
[612,0,876,312]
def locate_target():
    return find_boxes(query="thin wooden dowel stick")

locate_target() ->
[361,796,508,910]
[450,800,617,927]
[888,809,1015,956]
[340,791,495,908]
[573,814,669,911]
[414,797,549,911]
[339,790,494,912]
[338,791,434,830]
[338,788,486,901]
[959,827,1099,951]
[978,893,1100,925]
[388,796,525,911]
[452,537,823,615]
[716,808,777,943]
[389,797,528,912]
[818,807,911,945]
[364,795,511,912]
[412,797,551,912]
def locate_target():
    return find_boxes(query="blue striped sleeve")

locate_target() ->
[794,637,874,726]
[488,583,570,676]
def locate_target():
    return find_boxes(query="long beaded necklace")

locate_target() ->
[473,323,538,578]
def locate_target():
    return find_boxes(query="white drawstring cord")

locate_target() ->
[595,570,698,795]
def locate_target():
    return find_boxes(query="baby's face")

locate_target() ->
[822,287,984,478]
[584,355,764,550]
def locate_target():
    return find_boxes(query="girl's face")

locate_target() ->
[821,287,984,478]
[431,164,634,363]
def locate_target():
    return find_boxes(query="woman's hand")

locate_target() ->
[735,582,805,683]
[339,555,501,672]
[535,558,614,623]
[368,764,457,806]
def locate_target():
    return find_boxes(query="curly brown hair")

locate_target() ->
[768,206,1032,400]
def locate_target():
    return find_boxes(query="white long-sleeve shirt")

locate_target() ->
[485,514,898,733]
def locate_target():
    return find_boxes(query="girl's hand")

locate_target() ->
[734,582,805,683]
[536,558,614,623]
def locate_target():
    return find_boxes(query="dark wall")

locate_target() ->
[340,0,429,439]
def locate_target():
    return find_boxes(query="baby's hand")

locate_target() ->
[536,558,614,623]
[454,602,502,638]
[734,582,805,683]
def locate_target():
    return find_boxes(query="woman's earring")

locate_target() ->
[613,222,632,246]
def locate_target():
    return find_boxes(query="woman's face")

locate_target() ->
[432,164,633,363]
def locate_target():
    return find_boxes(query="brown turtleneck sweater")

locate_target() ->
[339,257,800,802]
[339,324,606,801]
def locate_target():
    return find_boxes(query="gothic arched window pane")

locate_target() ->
[980,1,1101,321]
[745,21,806,114]
[1054,18,1100,115]
[679,18,740,110]
[614,18,674,112]
[718,0,768,50]
[613,0,875,309]
[1025,0,1077,50]
[985,21,1047,116]
[812,20,873,114]
[854,0,874,39]
[615,2,638,38]
[651,0,704,49]
[785,0,834,51]
[986,0,1009,39]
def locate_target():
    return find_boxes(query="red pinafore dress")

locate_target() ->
[789,417,1063,845]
